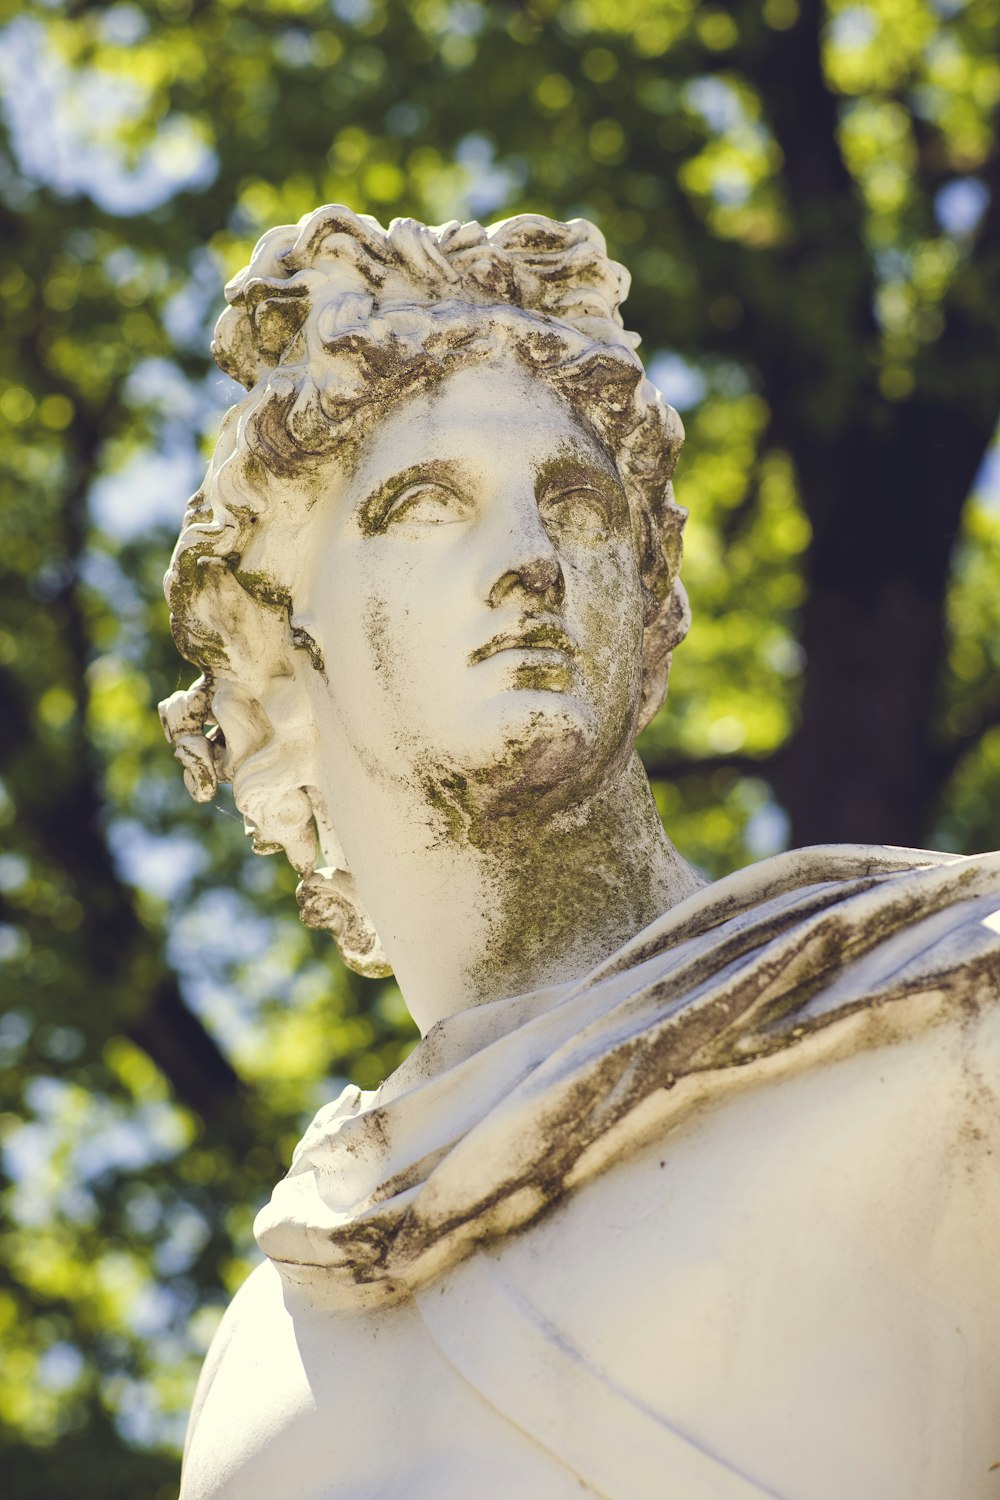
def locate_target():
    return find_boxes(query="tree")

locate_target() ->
[1,0,998,1493]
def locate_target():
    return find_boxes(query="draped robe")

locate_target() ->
[180,845,1000,1500]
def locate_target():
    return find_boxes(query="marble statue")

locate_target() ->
[159,207,1000,1500]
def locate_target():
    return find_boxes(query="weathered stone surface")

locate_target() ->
[162,207,1000,1500]
[159,207,690,992]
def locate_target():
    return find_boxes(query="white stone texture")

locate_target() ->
[161,207,1000,1500]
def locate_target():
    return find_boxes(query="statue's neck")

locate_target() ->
[339,754,706,1035]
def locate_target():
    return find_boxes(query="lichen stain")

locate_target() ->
[448,748,669,1008]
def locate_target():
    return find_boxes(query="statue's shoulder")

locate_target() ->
[181,1261,286,1478]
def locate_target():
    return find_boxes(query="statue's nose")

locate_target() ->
[483,491,565,609]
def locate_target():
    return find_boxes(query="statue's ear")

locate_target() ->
[297,867,393,978]
[638,577,690,733]
[163,559,394,978]
[159,678,223,804]
[212,676,319,875]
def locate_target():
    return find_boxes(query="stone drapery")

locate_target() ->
[255,843,1000,1305]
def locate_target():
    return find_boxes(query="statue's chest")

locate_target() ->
[184,1021,1000,1500]
[485,1022,999,1500]
[180,1263,601,1500]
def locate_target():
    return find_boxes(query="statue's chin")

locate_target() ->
[441,693,633,829]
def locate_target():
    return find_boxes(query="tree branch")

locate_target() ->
[0,229,247,1125]
[641,749,781,783]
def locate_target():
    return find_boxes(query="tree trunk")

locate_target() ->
[779,394,991,847]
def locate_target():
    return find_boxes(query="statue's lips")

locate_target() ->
[469,624,578,666]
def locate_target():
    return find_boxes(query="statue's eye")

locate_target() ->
[540,486,613,537]
[382,482,466,528]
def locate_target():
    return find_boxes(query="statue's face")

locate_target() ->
[301,360,645,823]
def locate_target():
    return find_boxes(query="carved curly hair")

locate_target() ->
[159,206,688,976]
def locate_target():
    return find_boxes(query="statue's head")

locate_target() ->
[160,207,688,977]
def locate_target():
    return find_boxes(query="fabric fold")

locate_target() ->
[254,843,1000,1306]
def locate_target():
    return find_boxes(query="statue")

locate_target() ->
[160,207,1000,1500]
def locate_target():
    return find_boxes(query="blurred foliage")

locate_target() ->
[1,0,999,1493]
